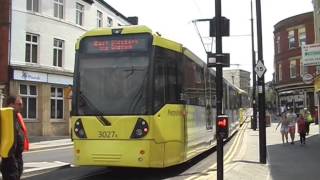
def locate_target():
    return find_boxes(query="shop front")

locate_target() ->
[9,69,73,136]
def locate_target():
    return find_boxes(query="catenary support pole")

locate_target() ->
[215,0,224,179]
[255,0,267,164]
[251,0,257,130]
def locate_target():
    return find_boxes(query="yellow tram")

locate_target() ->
[71,25,248,168]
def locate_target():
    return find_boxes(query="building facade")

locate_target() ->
[0,0,134,136]
[223,69,251,93]
[273,12,316,114]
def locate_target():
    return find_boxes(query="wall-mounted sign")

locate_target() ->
[13,70,72,85]
[302,73,314,84]
[302,43,320,66]
[14,70,47,82]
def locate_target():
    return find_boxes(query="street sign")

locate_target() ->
[255,60,267,78]
[302,43,320,66]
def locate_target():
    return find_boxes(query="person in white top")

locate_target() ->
[286,107,297,144]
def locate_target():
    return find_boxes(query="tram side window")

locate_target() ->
[209,72,216,107]
[182,56,205,106]
[167,59,178,103]
[223,83,228,111]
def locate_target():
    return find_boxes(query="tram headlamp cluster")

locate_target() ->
[131,118,149,139]
[74,118,87,138]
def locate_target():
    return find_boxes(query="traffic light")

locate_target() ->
[217,115,229,139]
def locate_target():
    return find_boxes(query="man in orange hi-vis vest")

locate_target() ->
[1,95,29,180]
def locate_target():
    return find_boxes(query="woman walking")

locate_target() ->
[297,114,307,145]
[276,112,289,144]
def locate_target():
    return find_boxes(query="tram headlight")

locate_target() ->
[130,118,149,139]
[74,118,87,138]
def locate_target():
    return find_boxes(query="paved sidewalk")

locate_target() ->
[220,121,320,180]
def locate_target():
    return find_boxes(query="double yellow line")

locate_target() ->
[186,121,248,180]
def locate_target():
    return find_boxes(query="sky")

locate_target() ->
[106,0,313,82]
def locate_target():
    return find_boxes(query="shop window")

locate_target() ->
[51,87,64,119]
[19,84,37,119]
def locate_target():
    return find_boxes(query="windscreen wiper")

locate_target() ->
[79,91,111,126]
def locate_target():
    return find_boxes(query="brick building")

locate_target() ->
[274,12,316,114]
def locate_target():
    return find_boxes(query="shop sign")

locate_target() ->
[14,70,47,82]
[48,74,73,85]
[302,43,320,66]
[302,73,314,84]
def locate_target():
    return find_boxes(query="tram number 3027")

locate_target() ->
[98,131,117,138]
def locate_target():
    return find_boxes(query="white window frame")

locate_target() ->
[76,3,84,26]
[25,33,39,63]
[288,30,295,49]
[290,60,296,78]
[54,0,64,19]
[27,0,39,12]
[19,84,38,120]
[276,35,280,54]
[278,63,282,81]
[300,60,308,77]
[107,16,113,27]
[50,87,64,120]
[97,10,103,27]
[317,65,320,75]
[298,27,306,47]
[53,38,64,67]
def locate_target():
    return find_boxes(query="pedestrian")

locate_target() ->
[305,109,313,135]
[276,112,289,144]
[297,114,307,145]
[286,107,297,144]
[0,95,29,180]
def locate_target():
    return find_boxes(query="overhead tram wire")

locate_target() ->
[192,20,212,54]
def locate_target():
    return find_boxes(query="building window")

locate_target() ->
[288,30,295,49]
[97,10,103,27]
[300,60,308,76]
[278,63,282,81]
[54,0,64,19]
[317,66,320,75]
[20,84,37,119]
[53,38,64,67]
[290,60,296,78]
[298,27,306,47]
[51,87,64,119]
[276,35,280,54]
[27,0,39,12]
[107,17,113,27]
[25,33,39,63]
[76,3,84,26]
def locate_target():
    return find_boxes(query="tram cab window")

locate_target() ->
[153,47,180,113]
